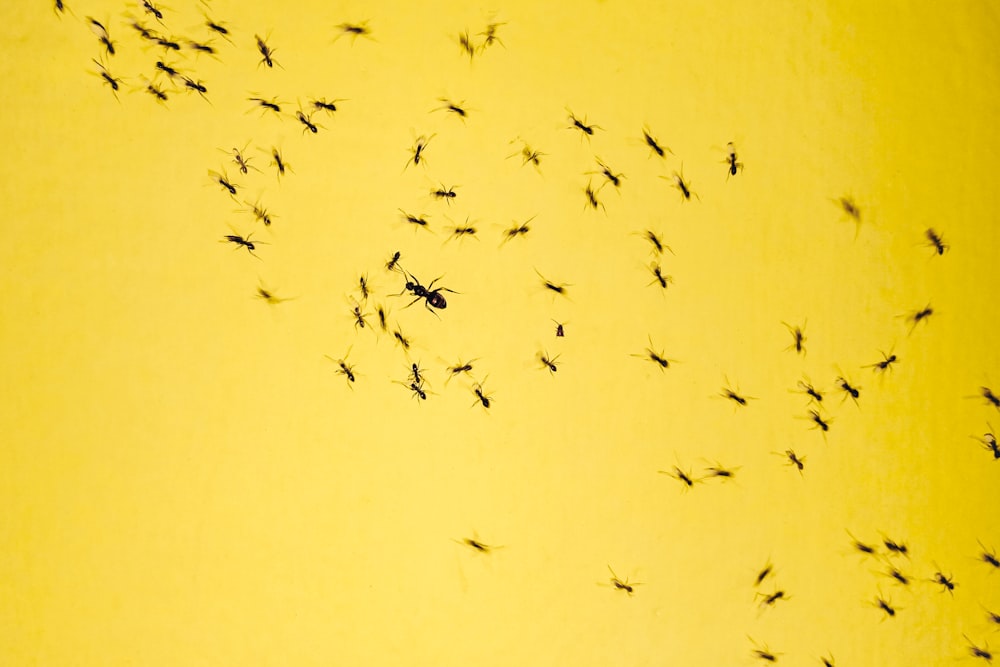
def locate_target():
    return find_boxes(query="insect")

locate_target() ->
[978,540,1000,570]
[385,251,402,272]
[325,348,357,386]
[155,35,182,52]
[141,0,165,22]
[444,220,478,244]
[446,358,477,385]
[144,81,169,104]
[904,303,934,333]
[662,167,698,201]
[357,273,371,302]
[407,362,427,387]
[658,465,699,489]
[778,449,805,474]
[641,126,670,158]
[535,269,571,297]
[54,0,68,16]
[374,304,389,332]
[404,134,435,171]
[311,97,346,115]
[87,17,116,56]
[847,530,878,556]
[984,607,1000,627]
[203,14,233,43]
[128,19,157,41]
[395,266,458,315]
[881,536,909,557]
[350,299,370,330]
[965,636,993,662]
[924,228,948,256]
[754,560,774,587]
[255,33,279,68]
[431,184,458,203]
[295,110,320,134]
[435,98,470,120]
[808,409,831,433]
[226,143,258,175]
[457,29,476,60]
[393,328,411,351]
[703,462,739,481]
[930,570,956,594]
[478,21,506,51]
[500,216,534,246]
[821,654,836,667]
[248,96,283,116]
[647,262,673,290]
[631,336,674,371]
[471,378,493,409]
[457,536,500,553]
[606,566,640,596]
[590,157,624,190]
[91,59,122,99]
[397,380,428,401]
[873,593,897,618]
[724,141,744,178]
[567,109,602,138]
[266,147,292,179]
[976,386,1000,410]
[552,320,565,337]
[538,351,560,375]
[720,379,755,407]
[583,181,606,213]
[757,589,789,609]
[635,229,672,256]
[399,210,432,232]
[208,169,240,197]
[334,21,374,43]
[835,374,861,405]
[884,566,911,586]
[220,233,263,259]
[971,425,999,460]
[748,637,780,663]
[866,349,898,374]
[507,139,546,170]
[794,379,824,405]
[255,283,292,305]
[181,76,209,101]
[834,195,863,237]
[782,321,806,355]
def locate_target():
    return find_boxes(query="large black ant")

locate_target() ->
[203,14,233,43]
[91,59,122,99]
[872,593,897,618]
[128,19,157,42]
[976,386,1000,410]
[808,409,831,433]
[208,168,240,198]
[642,126,670,158]
[847,530,878,557]
[456,536,500,553]
[756,589,789,609]
[507,139,546,170]
[567,109,602,138]
[782,321,806,355]
[590,157,624,190]
[155,35,182,51]
[446,358,478,385]
[431,184,458,203]
[311,98,346,115]
[635,229,672,256]
[395,266,458,315]
[435,98,470,121]
[266,147,292,180]
[357,273,371,302]
[220,232,263,259]
[720,379,755,407]
[471,378,493,410]
[794,379,824,405]
[349,299,370,330]
[248,96,283,116]
[703,462,739,481]
[397,379,428,401]
[930,569,956,594]
[385,251,402,272]
[538,351,560,375]
[182,77,209,102]
[925,228,948,256]
[881,535,909,557]
[443,220,478,244]
[144,81,169,104]
[754,560,774,587]
[883,565,911,586]
[835,373,861,406]
[154,60,182,82]
[374,304,389,333]
[659,465,699,489]
[583,181,606,213]
[295,110,320,134]
[748,637,780,663]
[141,0,165,22]
[776,449,805,475]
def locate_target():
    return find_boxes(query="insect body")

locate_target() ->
[396,267,458,315]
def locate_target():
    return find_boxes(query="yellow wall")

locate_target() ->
[2,1,999,664]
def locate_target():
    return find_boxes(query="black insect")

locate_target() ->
[795,379,824,405]
[535,269,570,297]
[255,33,279,68]
[54,0,67,15]
[834,195,863,238]
[431,184,458,203]
[782,321,806,355]
[399,210,431,232]
[836,374,861,405]
[930,570,956,594]
[295,110,319,134]
[866,350,898,374]
[325,349,357,386]
[435,98,470,120]
[724,141,744,178]
[471,378,493,409]
[444,220,478,244]
[924,228,948,256]
[904,303,934,333]
[636,229,672,256]
[972,425,999,460]
[884,566,911,586]
[88,18,116,56]
[606,566,640,596]
[457,29,476,60]
[508,140,546,169]
[500,216,534,246]
[267,147,292,179]
[240,199,274,227]
[350,299,370,330]
[408,362,427,387]
[393,328,411,351]
[754,561,774,587]
[145,81,169,103]
[720,379,755,407]
[203,14,233,42]
[632,336,674,371]
[663,167,698,201]
[590,157,624,190]
[977,387,1000,410]
[227,143,258,175]
[538,351,560,375]
[357,273,371,302]
[882,536,909,557]
[398,380,428,401]
[847,531,878,556]
[478,21,506,51]
[248,96,283,116]
[978,540,1000,570]
[181,77,209,101]
[703,462,739,481]
[965,635,993,662]
[553,320,565,337]
[311,97,346,115]
[757,590,789,609]
[128,19,157,42]
[155,36,181,51]
[255,283,291,305]
[374,304,389,333]
[385,251,402,272]
[396,266,458,315]
[873,593,897,618]
[446,358,477,385]
[821,654,836,667]
[567,109,602,138]
[457,537,499,553]
[779,449,805,474]
[659,465,698,489]
[92,59,122,98]
[749,638,780,663]
[583,181,606,213]
[208,169,240,197]
[647,262,673,290]
[808,409,830,433]
[141,0,164,22]
[642,126,670,158]
[334,21,373,43]
[985,607,1000,627]
[221,233,263,259]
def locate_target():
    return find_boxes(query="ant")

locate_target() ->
[846,530,878,556]
[703,462,739,481]
[881,535,909,557]
[431,184,458,204]
[248,97,283,116]
[756,589,789,609]
[834,196,863,237]
[658,465,699,489]
[647,262,673,290]
[226,143,259,175]
[924,228,948,256]
[507,139,546,170]
[976,386,1000,410]
[724,141,744,178]
[397,379,428,401]
[583,182,606,213]
[154,60,182,82]
[398,210,432,233]
[538,351,560,375]
[350,299,370,330]
[87,18,116,56]
[904,303,934,333]
[446,358,478,385]
[311,98,346,115]
[965,636,993,663]
[720,379,755,407]
[255,33,279,68]
[794,379,824,405]
[385,251,402,272]
[393,328,411,351]
[835,373,861,406]
[374,304,389,333]
[754,560,774,587]
[500,216,534,246]
[535,269,571,297]
[872,593,897,618]
[255,282,292,305]
[866,349,898,374]
[662,167,698,201]
[777,449,805,474]
[808,409,831,433]
[632,336,674,371]
[92,59,122,99]
[552,320,565,337]
[241,199,274,227]
[978,540,1000,570]
[266,147,292,180]
[930,569,956,594]
[782,321,806,355]
[821,654,836,667]
[883,565,911,586]
[748,637,780,663]
[395,266,458,315]
[435,98,470,120]
[404,134,434,170]
[54,0,68,16]
[635,229,672,256]
[155,36,181,51]
[295,110,320,134]
[408,362,427,387]
[357,273,371,302]
[220,232,263,260]
[985,607,1000,627]
[208,169,240,198]
[567,109,602,138]
[642,126,670,158]
[443,220,478,244]
[181,77,209,101]
[471,378,493,410]
[605,566,640,596]
[144,82,169,104]
[128,19,157,42]
[456,536,500,553]
[478,21,506,52]
[334,21,374,43]
[971,424,999,460]
[141,0,165,22]
[457,29,476,60]
[589,157,624,190]
[325,349,357,386]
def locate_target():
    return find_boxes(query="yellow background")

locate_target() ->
[2,1,999,664]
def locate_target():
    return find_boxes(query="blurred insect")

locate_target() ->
[985,607,1000,627]
[471,378,493,410]
[976,387,1000,410]
[444,220,478,244]
[606,566,640,596]
[478,20,506,51]
[208,169,240,197]
[88,17,116,56]
[181,76,209,101]
[647,262,673,290]
[777,449,805,474]
[397,379,428,401]
[904,303,934,333]
[334,21,373,43]
[872,593,897,618]
[141,0,165,22]
[808,409,831,433]
[266,146,292,180]
[632,336,675,371]
[930,570,956,594]
[255,282,292,305]
[635,229,672,256]
[552,320,565,337]
[247,96,283,116]
[54,0,68,16]
[847,530,878,556]
[834,195,863,237]
[295,110,320,134]
[924,228,948,256]
[507,139,546,170]
[385,251,402,272]
[220,232,263,259]
[311,97,346,115]
[658,465,699,489]
[446,358,478,385]
[965,636,993,662]
[402,134,434,171]
[835,373,861,406]
[590,157,624,190]
[971,424,999,460]
[538,351,560,375]
[396,266,458,314]
[374,304,389,332]
[754,560,774,587]
[226,143,259,175]
[978,540,1000,570]
[203,14,233,43]
[500,216,534,246]
[884,566,911,586]
[398,210,432,234]
[325,348,357,386]
[350,299,370,330]
[662,166,698,201]
[724,141,744,178]
[782,321,806,355]
[435,98,470,121]
[642,126,670,158]
[431,184,458,203]
[583,181,606,213]
[882,536,909,557]
[357,273,371,302]
[535,269,571,297]
[91,59,122,99]
[128,19,157,41]
[255,33,279,68]
[794,379,824,405]
[457,29,476,60]
[457,536,500,553]
[144,81,169,104]
[155,35,181,51]
[757,590,789,609]
[748,637,780,663]
[154,60,183,82]
[866,349,899,374]
[720,379,755,407]
[703,462,739,481]
[567,109,602,138]
[821,654,836,667]
[393,328,411,351]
